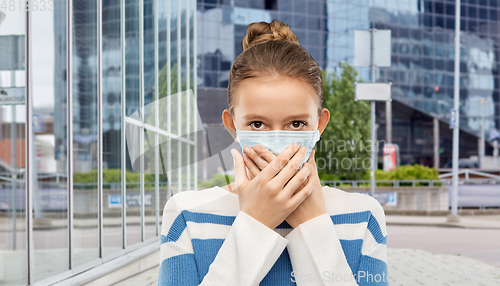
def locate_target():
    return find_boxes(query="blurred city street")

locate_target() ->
[3,0,500,284]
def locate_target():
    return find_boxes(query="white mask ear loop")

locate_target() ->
[232,119,239,142]
[233,118,254,179]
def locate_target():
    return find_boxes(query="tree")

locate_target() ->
[316,63,371,180]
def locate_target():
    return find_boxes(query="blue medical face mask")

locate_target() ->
[234,126,320,170]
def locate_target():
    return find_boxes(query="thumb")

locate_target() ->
[231,149,248,190]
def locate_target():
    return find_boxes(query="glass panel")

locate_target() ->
[32,2,70,281]
[0,8,27,285]
[170,0,178,135]
[144,0,155,108]
[158,135,170,235]
[170,139,179,195]
[102,0,123,257]
[144,130,156,240]
[190,144,195,190]
[125,122,141,246]
[72,0,99,268]
[158,0,168,122]
[125,0,142,247]
[181,0,188,139]
[189,0,195,142]
[126,0,141,118]
[183,142,189,191]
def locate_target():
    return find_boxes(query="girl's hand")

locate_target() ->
[244,146,326,229]
[230,144,315,230]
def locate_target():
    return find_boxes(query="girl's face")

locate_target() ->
[223,76,330,138]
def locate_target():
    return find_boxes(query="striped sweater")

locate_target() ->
[159,185,389,285]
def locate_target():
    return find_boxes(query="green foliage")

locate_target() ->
[316,63,371,180]
[318,171,340,181]
[74,169,155,184]
[198,173,235,189]
[363,164,440,186]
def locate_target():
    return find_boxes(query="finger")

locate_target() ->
[307,149,320,180]
[243,154,261,178]
[290,172,310,196]
[270,146,309,188]
[253,144,277,163]
[231,149,248,190]
[281,162,311,198]
[243,146,269,171]
[308,149,316,166]
[258,142,301,182]
[287,171,315,208]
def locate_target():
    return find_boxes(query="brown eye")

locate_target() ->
[290,121,306,129]
[250,121,264,129]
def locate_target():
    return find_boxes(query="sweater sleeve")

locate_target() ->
[159,195,289,286]
[284,200,389,286]
[285,213,359,285]
[356,202,389,286]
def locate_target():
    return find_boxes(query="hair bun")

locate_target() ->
[241,19,299,51]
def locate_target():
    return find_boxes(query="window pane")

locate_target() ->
[72,0,99,268]
[144,0,155,108]
[32,2,70,281]
[126,0,141,118]
[158,135,170,235]
[0,8,27,285]
[171,0,179,135]
[125,0,142,247]
[125,122,141,246]
[102,0,123,257]
[170,139,179,195]
[181,0,188,139]
[144,130,156,240]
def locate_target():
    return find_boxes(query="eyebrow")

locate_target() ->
[243,113,311,121]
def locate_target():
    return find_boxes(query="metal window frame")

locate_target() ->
[97,0,104,260]
[25,5,34,285]
[186,0,190,191]
[121,0,127,251]
[67,0,74,272]
[154,0,160,236]
[177,0,182,194]
[139,0,145,243]
[193,0,197,192]
[167,0,172,200]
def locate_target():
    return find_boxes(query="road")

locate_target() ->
[387,225,500,267]
[448,185,500,207]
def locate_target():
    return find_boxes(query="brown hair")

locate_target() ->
[227,19,324,116]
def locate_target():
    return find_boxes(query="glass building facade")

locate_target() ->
[196,0,500,168]
[0,0,197,284]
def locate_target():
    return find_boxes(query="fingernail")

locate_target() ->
[293,142,299,150]
[254,145,260,152]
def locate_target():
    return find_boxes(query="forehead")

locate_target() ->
[233,76,318,118]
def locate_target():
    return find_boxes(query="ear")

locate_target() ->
[222,109,237,141]
[318,107,330,136]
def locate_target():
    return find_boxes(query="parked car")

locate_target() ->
[443,159,478,168]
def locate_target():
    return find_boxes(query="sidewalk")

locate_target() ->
[385,214,500,229]
[111,248,500,285]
